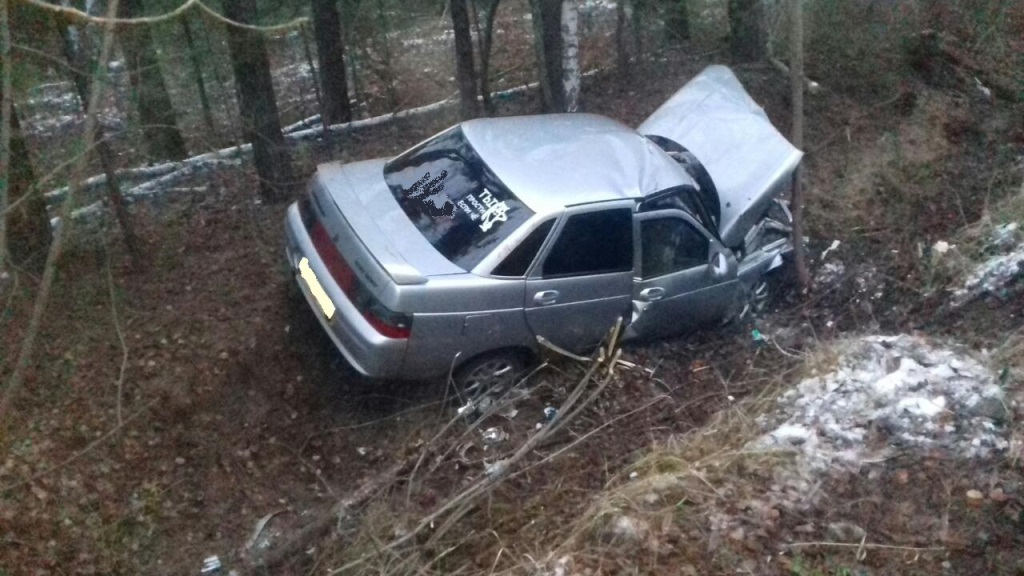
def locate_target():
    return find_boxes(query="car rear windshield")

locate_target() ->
[383,126,534,271]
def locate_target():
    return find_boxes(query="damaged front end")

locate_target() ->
[638,65,803,252]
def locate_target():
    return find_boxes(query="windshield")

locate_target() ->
[384,126,534,271]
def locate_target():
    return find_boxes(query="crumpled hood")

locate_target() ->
[637,65,803,248]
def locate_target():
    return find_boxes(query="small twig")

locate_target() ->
[537,335,591,362]
[273,439,335,496]
[1,398,158,493]
[105,249,128,426]
[300,401,440,454]
[786,541,945,552]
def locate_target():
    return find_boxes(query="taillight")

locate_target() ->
[308,221,413,340]
[363,302,412,339]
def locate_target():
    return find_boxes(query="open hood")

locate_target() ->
[637,65,803,248]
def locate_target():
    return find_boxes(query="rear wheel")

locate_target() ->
[453,350,527,401]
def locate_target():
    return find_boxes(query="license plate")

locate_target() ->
[298,257,336,320]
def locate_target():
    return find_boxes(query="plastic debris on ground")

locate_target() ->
[749,333,1011,511]
[543,406,558,421]
[951,222,1024,307]
[201,555,222,574]
[481,427,508,446]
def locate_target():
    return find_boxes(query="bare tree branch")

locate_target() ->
[0,0,11,272]
[0,0,122,427]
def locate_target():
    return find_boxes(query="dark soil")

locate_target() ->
[3,5,1024,576]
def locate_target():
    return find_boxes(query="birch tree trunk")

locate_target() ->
[561,0,579,112]
[118,0,188,161]
[222,0,297,203]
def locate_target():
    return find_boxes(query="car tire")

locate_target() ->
[453,350,527,401]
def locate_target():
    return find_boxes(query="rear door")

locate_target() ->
[524,204,633,352]
[627,210,739,341]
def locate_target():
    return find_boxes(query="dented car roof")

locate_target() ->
[460,113,695,215]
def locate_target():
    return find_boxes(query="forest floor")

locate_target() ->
[3,8,1024,576]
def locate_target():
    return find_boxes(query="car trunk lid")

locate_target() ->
[312,159,463,289]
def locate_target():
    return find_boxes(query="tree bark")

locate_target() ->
[475,0,501,115]
[530,0,565,113]
[4,102,52,270]
[728,0,766,62]
[180,15,215,132]
[561,0,579,112]
[222,0,296,203]
[54,12,140,264]
[631,0,644,62]
[311,0,352,125]
[450,0,479,119]
[615,0,628,79]
[117,0,188,162]
[788,0,810,292]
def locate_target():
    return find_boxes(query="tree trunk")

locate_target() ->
[615,0,628,79]
[728,0,766,62]
[4,102,52,270]
[787,0,810,291]
[561,0,579,112]
[117,0,188,162]
[450,0,479,119]
[180,15,215,132]
[299,23,324,121]
[665,0,690,42]
[54,13,140,263]
[222,0,296,203]
[631,0,644,61]
[476,0,501,115]
[530,0,565,113]
[311,0,352,125]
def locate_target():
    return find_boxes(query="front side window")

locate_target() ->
[384,127,533,270]
[542,209,632,278]
[640,217,709,279]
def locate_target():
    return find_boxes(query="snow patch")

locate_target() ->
[951,222,1024,307]
[750,334,1009,510]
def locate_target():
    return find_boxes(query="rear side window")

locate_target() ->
[542,209,632,278]
[384,127,534,270]
[492,219,555,277]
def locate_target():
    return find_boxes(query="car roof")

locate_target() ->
[459,114,693,216]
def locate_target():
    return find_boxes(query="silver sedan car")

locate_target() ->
[284,65,802,393]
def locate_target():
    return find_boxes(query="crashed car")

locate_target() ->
[284,65,802,393]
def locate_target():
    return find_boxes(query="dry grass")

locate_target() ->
[544,351,809,574]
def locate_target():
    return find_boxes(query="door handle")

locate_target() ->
[533,290,560,306]
[639,287,665,302]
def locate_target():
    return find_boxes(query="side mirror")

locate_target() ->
[709,251,728,279]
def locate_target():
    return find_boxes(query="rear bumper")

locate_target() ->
[283,203,407,378]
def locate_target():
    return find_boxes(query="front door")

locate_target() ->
[627,210,739,341]
[524,205,633,352]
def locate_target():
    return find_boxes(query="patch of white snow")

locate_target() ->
[749,334,1010,510]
